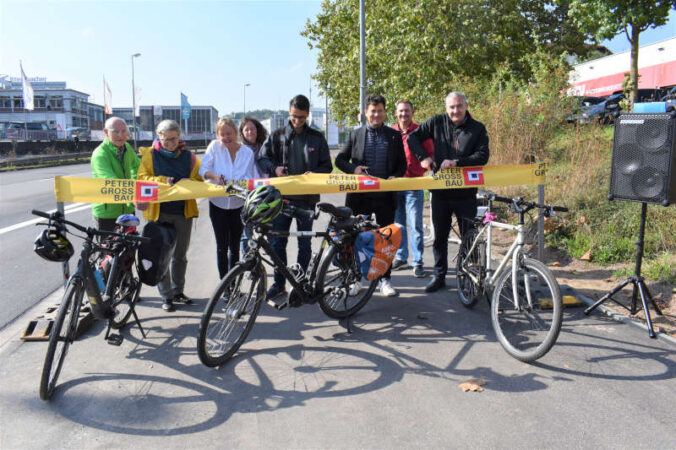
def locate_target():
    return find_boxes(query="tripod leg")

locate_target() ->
[584,278,633,315]
[641,281,663,316]
[637,280,658,339]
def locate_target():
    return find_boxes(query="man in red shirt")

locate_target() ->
[391,100,434,278]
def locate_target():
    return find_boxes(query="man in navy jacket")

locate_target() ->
[335,94,407,297]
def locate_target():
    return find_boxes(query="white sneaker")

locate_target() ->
[348,280,363,296]
[379,278,398,297]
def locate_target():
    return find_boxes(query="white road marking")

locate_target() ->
[0,203,91,235]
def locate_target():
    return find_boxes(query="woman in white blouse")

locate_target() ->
[200,117,257,278]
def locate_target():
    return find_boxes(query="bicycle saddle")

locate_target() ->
[331,217,357,230]
[317,203,352,220]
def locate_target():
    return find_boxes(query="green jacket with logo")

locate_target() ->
[91,138,140,219]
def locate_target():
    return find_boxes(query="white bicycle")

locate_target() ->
[455,191,568,362]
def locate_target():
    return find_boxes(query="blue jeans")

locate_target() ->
[269,199,314,287]
[394,190,425,267]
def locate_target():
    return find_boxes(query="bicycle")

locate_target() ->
[197,184,382,367]
[454,192,569,362]
[422,192,488,248]
[31,210,149,400]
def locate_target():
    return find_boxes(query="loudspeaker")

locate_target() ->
[609,113,676,206]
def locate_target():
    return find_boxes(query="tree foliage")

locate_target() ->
[566,0,675,103]
[302,0,593,124]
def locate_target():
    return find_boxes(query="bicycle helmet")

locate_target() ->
[242,185,283,225]
[34,228,74,262]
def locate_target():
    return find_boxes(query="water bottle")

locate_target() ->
[93,268,105,292]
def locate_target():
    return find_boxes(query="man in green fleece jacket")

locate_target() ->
[91,117,140,231]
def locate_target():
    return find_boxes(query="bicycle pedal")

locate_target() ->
[106,333,124,346]
[266,299,288,310]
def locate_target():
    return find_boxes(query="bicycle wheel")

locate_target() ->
[423,223,434,248]
[110,260,142,329]
[456,228,484,308]
[39,279,83,400]
[197,263,265,367]
[316,245,378,318]
[491,257,562,362]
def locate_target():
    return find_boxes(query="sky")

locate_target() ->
[1,1,674,117]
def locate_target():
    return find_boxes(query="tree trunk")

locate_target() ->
[630,24,640,107]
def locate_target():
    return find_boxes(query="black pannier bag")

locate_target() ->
[138,221,177,286]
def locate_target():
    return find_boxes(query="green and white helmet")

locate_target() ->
[242,185,283,224]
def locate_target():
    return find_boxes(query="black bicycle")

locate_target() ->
[197,184,381,367]
[32,210,149,400]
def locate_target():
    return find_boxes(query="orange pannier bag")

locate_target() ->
[354,223,402,281]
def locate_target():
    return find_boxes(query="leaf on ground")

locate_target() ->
[549,261,560,267]
[580,249,591,261]
[458,377,486,392]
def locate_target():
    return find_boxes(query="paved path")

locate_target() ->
[1,195,674,449]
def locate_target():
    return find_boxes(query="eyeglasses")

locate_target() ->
[290,114,308,121]
[107,129,128,135]
[159,137,179,143]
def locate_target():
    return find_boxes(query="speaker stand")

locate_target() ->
[584,202,663,338]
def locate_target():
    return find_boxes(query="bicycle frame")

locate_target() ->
[242,226,331,305]
[76,239,113,321]
[462,200,536,310]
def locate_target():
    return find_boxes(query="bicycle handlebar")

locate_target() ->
[31,210,150,243]
[484,196,569,215]
[282,202,317,220]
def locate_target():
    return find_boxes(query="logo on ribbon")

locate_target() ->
[135,181,159,202]
[248,178,271,190]
[357,176,380,191]
[462,168,484,186]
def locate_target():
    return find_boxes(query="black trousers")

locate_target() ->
[346,192,396,280]
[209,202,244,279]
[431,194,477,277]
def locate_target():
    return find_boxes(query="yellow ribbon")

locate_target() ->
[54,163,547,204]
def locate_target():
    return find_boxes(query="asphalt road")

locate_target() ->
[0,169,674,449]
[0,163,99,329]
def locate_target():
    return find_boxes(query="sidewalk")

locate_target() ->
[1,194,674,449]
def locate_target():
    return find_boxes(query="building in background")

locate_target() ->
[0,78,90,138]
[569,37,676,97]
[139,105,218,138]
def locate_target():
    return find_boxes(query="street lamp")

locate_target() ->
[131,52,141,150]
[243,83,251,117]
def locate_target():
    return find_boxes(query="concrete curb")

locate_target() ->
[565,284,676,347]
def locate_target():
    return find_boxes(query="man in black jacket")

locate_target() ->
[335,94,407,297]
[258,94,333,298]
[407,92,490,292]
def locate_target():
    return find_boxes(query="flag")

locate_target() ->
[20,62,34,111]
[180,92,191,119]
[103,76,112,114]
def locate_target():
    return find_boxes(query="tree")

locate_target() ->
[567,0,675,104]
[302,0,593,124]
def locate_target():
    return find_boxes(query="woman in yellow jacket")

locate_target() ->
[137,119,202,312]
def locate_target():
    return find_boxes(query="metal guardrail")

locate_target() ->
[0,151,93,168]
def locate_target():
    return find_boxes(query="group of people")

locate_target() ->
[90,91,489,311]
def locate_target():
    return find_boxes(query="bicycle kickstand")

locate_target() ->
[129,302,147,339]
